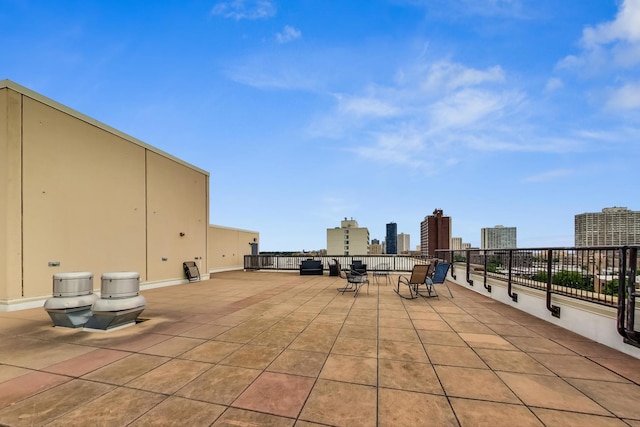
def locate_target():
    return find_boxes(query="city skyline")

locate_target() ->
[2,1,638,251]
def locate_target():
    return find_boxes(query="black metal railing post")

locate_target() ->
[483,250,491,292]
[621,247,640,347]
[507,249,518,302]
[545,249,560,318]
[466,250,473,286]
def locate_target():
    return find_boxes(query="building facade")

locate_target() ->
[369,239,382,255]
[420,209,451,257]
[451,237,462,250]
[327,218,370,255]
[481,225,517,249]
[385,223,398,254]
[0,80,262,311]
[575,207,640,247]
[397,233,410,253]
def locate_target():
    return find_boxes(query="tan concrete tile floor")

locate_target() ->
[1,270,640,425]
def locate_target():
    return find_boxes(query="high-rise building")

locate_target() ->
[386,222,398,254]
[326,218,370,255]
[451,237,462,250]
[397,233,410,253]
[420,209,451,257]
[575,207,640,247]
[369,238,382,255]
[481,225,517,249]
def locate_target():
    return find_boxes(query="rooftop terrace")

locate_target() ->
[1,271,640,426]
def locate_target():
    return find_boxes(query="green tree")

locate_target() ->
[552,270,593,292]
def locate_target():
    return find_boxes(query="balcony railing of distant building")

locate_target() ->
[435,246,640,348]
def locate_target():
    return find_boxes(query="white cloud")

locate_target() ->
[351,130,429,168]
[336,94,399,118]
[560,0,640,72]
[276,25,301,44]
[211,0,275,20]
[556,0,640,111]
[581,0,640,47]
[544,77,563,92]
[422,62,505,92]
[306,57,589,169]
[605,81,640,110]
[429,88,520,130]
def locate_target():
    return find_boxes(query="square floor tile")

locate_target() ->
[319,354,377,386]
[126,359,211,394]
[435,365,519,403]
[426,344,488,368]
[233,372,314,418]
[378,359,444,394]
[179,340,243,363]
[45,387,165,426]
[139,336,206,357]
[213,408,295,426]
[378,340,429,363]
[379,326,420,343]
[378,388,457,426]
[43,348,129,377]
[531,407,628,426]
[450,397,543,427]
[531,353,629,382]
[299,379,376,426]
[331,337,377,358]
[220,345,282,369]
[267,349,327,377]
[417,330,467,346]
[498,372,609,415]
[82,354,169,385]
[0,371,70,410]
[0,379,113,426]
[475,349,553,375]
[458,333,518,351]
[566,378,640,419]
[129,396,225,426]
[175,364,261,405]
[505,336,576,355]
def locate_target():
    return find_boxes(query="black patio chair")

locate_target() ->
[335,260,369,297]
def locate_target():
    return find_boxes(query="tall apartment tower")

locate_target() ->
[369,238,382,255]
[481,225,517,249]
[575,207,640,247]
[326,218,370,255]
[397,233,410,253]
[451,237,463,250]
[386,222,398,254]
[420,209,451,257]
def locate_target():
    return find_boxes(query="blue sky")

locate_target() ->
[2,0,639,251]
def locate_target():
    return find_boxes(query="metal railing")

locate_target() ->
[436,246,640,347]
[244,254,432,273]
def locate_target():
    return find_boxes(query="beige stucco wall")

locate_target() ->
[0,81,210,308]
[208,225,258,272]
[147,151,208,282]
[0,88,23,301]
